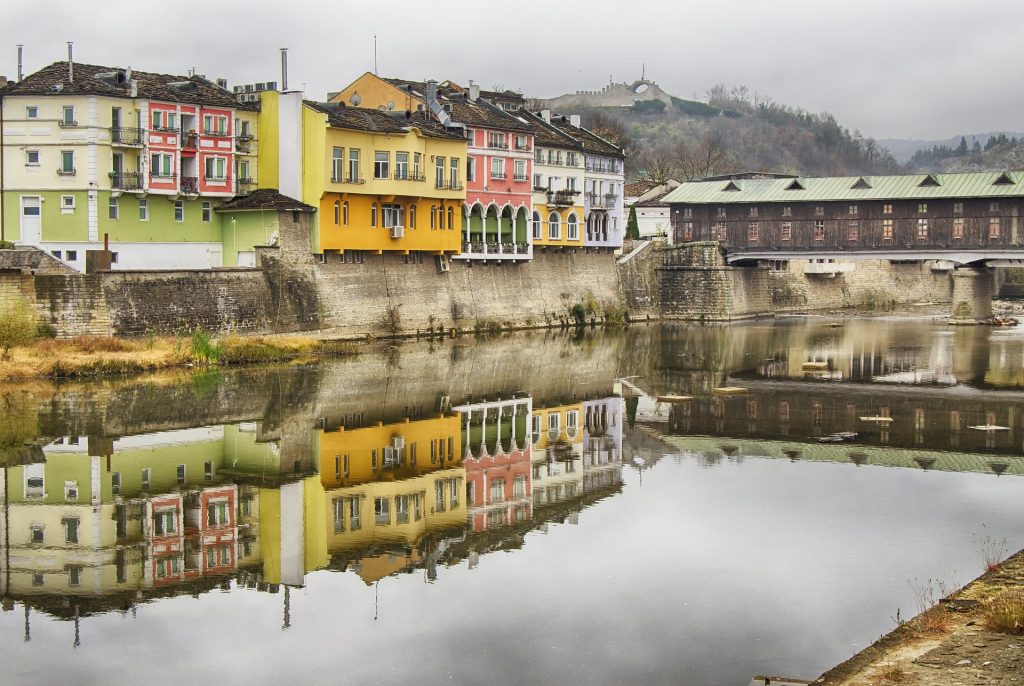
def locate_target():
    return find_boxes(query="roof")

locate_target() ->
[545,114,625,158]
[515,110,583,149]
[1,61,254,110]
[625,180,662,197]
[216,189,315,212]
[380,77,531,133]
[306,101,464,140]
[634,188,676,208]
[661,171,1024,205]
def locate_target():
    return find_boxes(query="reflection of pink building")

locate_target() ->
[146,485,237,588]
[454,398,533,532]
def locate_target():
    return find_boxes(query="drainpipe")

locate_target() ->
[1,94,5,242]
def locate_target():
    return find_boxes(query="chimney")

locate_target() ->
[17,44,23,82]
[426,79,438,104]
[540,109,551,123]
[468,79,480,102]
[0,76,8,89]
[569,114,581,128]
[280,48,288,91]
[67,42,73,82]
[424,80,451,126]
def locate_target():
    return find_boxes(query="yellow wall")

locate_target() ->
[532,204,586,248]
[256,91,280,191]
[330,72,421,112]
[531,403,585,451]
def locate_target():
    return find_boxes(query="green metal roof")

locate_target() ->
[661,171,1024,205]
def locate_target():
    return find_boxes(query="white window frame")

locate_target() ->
[374,151,389,180]
[139,198,149,221]
[26,106,38,119]
[108,196,119,220]
[61,195,75,212]
[567,213,579,240]
[204,155,227,181]
[514,159,527,181]
[202,201,212,222]
[174,200,184,222]
[26,150,40,166]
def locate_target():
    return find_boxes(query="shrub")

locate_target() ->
[379,304,402,336]
[189,327,222,365]
[983,590,1024,634]
[602,302,628,325]
[626,206,640,241]
[0,240,15,249]
[0,299,39,359]
[569,303,587,326]
[316,340,359,357]
[36,322,58,339]
[671,97,722,118]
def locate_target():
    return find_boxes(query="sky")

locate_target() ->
[2,0,1023,141]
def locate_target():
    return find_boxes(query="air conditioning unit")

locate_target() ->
[390,225,405,239]
[436,255,450,272]
[391,436,405,450]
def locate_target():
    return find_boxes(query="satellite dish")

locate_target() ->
[350,92,362,106]
[386,100,395,111]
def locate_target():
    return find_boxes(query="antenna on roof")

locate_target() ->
[280,48,288,91]
[373,35,378,75]
[66,41,73,82]
[17,44,23,82]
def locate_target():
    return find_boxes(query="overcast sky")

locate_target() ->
[3,0,1023,141]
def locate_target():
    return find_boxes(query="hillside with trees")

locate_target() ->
[573,84,902,182]
[905,134,1024,173]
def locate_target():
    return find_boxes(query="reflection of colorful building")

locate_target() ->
[317,413,465,583]
[582,398,624,492]
[454,397,533,532]
[530,401,585,508]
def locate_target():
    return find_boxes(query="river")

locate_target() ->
[0,317,1021,685]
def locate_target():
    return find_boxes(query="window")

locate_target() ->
[488,131,506,148]
[152,110,163,130]
[883,204,893,214]
[395,494,410,524]
[151,153,173,177]
[490,478,505,504]
[204,461,213,480]
[989,217,1001,239]
[747,221,759,242]
[953,202,963,214]
[782,206,792,217]
[435,156,446,187]
[780,221,792,241]
[815,206,824,216]
[26,106,38,118]
[203,115,227,135]
[112,472,121,495]
[548,212,561,239]
[174,200,184,222]
[917,218,929,239]
[332,147,344,180]
[52,250,63,259]
[847,220,859,241]
[514,134,528,150]
[59,150,75,174]
[108,196,119,220]
[513,159,526,181]
[66,250,77,261]
[567,214,579,240]
[176,464,186,483]
[882,218,894,240]
[154,509,176,535]
[348,148,360,182]
[382,203,404,228]
[61,195,75,211]
[918,203,928,213]
[68,565,82,586]
[395,151,409,179]
[342,201,349,225]
[207,500,230,526]
[332,497,345,532]
[200,201,211,222]
[716,207,726,219]
[26,150,39,165]
[490,157,505,180]
[749,207,758,217]
[466,156,475,182]
[374,497,390,525]
[204,156,227,180]
[814,220,825,241]
[532,211,542,239]
[62,105,76,126]
[435,480,446,512]
[63,517,79,544]
[952,217,964,239]
[848,204,858,215]
[990,201,1000,212]
[139,198,148,221]
[334,200,340,225]
[373,151,389,179]
[450,157,460,187]
[30,524,44,544]
[567,152,578,167]
[447,206,453,230]
[712,222,727,241]
[682,221,694,240]
[413,152,422,180]
[142,468,151,490]
[513,475,526,499]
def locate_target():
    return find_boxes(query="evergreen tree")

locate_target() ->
[626,205,641,240]
[957,136,969,155]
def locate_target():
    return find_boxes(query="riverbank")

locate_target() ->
[812,548,1024,685]
[0,333,359,381]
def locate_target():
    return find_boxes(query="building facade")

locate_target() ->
[518,110,585,251]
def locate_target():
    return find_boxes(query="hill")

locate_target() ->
[539,82,901,182]
[879,132,1024,164]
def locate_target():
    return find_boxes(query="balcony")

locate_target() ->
[238,176,255,186]
[58,119,78,128]
[56,167,76,176]
[513,175,528,182]
[587,193,618,209]
[111,127,144,146]
[180,131,199,150]
[513,142,531,151]
[181,176,199,194]
[459,241,531,258]
[435,181,449,190]
[546,189,579,208]
[490,172,507,181]
[394,170,413,181]
[449,181,464,191]
[111,171,144,191]
[487,140,507,150]
[203,128,231,138]
[235,139,252,154]
[332,175,365,185]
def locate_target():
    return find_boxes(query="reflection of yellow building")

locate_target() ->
[530,403,585,508]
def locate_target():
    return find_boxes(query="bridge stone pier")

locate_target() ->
[950,268,995,324]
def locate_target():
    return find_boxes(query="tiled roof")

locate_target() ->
[216,189,315,212]
[381,77,531,133]
[662,171,1024,205]
[306,101,464,140]
[625,180,661,197]
[516,110,583,150]
[634,188,676,208]
[1,61,254,110]
[546,114,625,158]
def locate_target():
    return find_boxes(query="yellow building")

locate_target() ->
[518,110,586,250]
[257,91,467,257]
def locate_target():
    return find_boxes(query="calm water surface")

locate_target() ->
[1,317,1022,685]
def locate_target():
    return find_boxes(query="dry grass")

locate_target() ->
[983,589,1024,635]
[874,661,907,684]
[906,607,950,636]
[0,333,360,381]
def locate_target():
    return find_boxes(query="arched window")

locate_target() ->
[430,206,437,229]
[548,212,560,240]
[371,203,377,227]
[567,213,579,241]
[447,207,454,230]
[333,200,340,225]
[409,204,417,229]
[342,201,349,225]
[532,211,542,240]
